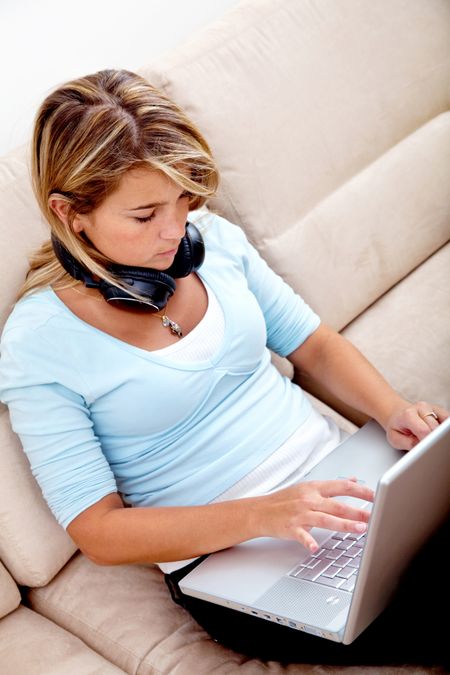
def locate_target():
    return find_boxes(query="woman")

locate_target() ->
[0,69,448,666]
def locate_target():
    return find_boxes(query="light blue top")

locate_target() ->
[0,214,320,529]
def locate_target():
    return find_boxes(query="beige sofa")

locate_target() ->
[1,0,449,672]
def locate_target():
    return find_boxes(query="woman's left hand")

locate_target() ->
[384,401,449,451]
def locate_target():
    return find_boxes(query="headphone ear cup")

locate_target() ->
[166,222,205,278]
[51,234,94,284]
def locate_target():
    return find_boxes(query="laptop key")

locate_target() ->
[321,565,342,578]
[315,575,346,588]
[297,559,333,580]
[336,567,356,580]
[332,556,349,568]
[311,548,326,558]
[346,558,360,569]
[335,540,354,551]
[340,576,357,592]
[340,546,361,558]
[325,549,344,560]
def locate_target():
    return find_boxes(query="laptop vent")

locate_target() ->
[255,577,352,627]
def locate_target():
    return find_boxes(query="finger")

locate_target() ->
[415,403,450,435]
[296,528,320,553]
[421,415,440,433]
[427,404,449,424]
[308,511,369,535]
[398,407,431,442]
[318,479,375,502]
[316,498,371,524]
[388,428,418,451]
[417,403,441,432]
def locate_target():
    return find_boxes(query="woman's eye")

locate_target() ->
[134,214,154,223]
[133,193,189,223]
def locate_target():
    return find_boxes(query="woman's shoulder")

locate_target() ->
[189,207,249,254]
[0,288,92,402]
[1,288,68,345]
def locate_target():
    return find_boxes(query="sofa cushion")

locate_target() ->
[28,553,253,675]
[267,114,450,330]
[0,407,76,587]
[341,243,450,410]
[139,0,450,328]
[0,145,48,329]
[0,146,77,587]
[28,552,426,674]
[0,561,21,619]
[297,243,450,422]
[0,605,125,674]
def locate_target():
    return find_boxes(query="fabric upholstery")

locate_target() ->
[341,243,450,410]
[0,407,76,587]
[0,145,47,330]
[297,244,450,425]
[267,114,450,330]
[295,244,450,424]
[0,146,77,586]
[0,605,125,674]
[0,561,20,619]
[28,552,433,674]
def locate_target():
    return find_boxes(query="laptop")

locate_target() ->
[179,417,450,644]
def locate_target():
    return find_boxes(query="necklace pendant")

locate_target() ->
[161,315,183,338]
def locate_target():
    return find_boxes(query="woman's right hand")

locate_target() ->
[253,478,374,553]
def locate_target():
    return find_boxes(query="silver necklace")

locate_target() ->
[150,312,183,338]
[72,286,183,338]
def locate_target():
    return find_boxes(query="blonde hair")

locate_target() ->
[19,69,219,301]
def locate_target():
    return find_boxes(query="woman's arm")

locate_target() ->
[287,323,449,450]
[68,477,374,564]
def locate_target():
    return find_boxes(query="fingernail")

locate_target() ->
[309,543,319,553]
[355,523,367,532]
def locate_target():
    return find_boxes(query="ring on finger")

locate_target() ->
[422,411,438,421]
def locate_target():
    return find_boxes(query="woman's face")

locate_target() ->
[69,167,191,269]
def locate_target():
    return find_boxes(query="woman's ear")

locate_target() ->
[48,194,84,233]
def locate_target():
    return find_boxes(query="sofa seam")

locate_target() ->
[28,604,131,671]
[261,110,450,250]
[27,592,141,674]
[339,238,450,335]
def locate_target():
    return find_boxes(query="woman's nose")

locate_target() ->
[159,218,186,240]
[159,205,188,240]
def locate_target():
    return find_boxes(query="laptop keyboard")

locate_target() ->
[289,531,366,592]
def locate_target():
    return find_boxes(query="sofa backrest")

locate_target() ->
[0,146,77,587]
[140,0,450,330]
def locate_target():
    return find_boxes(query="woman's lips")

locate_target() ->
[156,248,178,257]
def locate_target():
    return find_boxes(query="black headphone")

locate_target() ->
[51,221,205,311]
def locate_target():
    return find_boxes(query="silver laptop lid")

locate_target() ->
[344,416,450,644]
